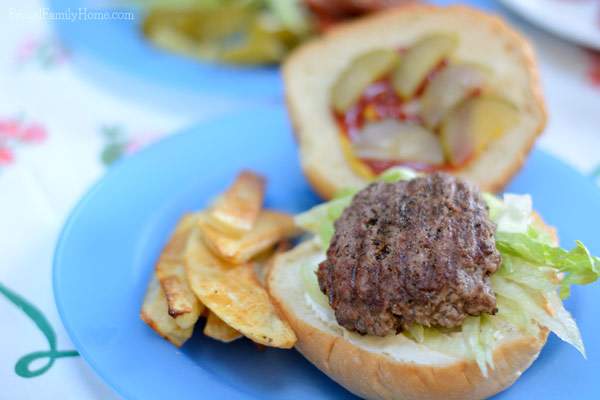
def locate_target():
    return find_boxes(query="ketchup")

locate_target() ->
[335,59,467,174]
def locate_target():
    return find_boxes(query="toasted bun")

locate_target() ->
[284,5,546,199]
[268,240,548,400]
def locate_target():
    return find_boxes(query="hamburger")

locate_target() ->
[268,169,597,400]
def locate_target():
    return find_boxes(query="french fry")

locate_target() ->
[253,240,292,287]
[156,214,204,329]
[199,211,298,264]
[207,170,265,236]
[140,274,194,347]
[185,229,297,348]
[203,311,242,343]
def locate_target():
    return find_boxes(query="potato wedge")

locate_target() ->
[253,240,292,287]
[140,274,194,347]
[158,264,204,329]
[199,211,298,264]
[185,230,297,348]
[207,170,266,236]
[156,214,204,329]
[159,213,198,260]
[204,311,242,343]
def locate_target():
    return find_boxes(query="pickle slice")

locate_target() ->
[142,5,302,65]
[440,96,519,166]
[220,21,286,65]
[352,119,444,165]
[420,63,489,129]
[392,33,458,100]
[331,49,400,113]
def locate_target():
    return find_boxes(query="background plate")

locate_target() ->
[498,0,600,50]
[54,106,600,400]
[47,0,282,100]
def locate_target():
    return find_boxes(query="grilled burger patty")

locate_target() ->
[317,173,501,336]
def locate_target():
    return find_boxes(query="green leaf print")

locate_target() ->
[0,282,79,378]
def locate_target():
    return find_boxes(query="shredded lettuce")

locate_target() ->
[462,316,489,376]
[377,167,419,183]
[295,195,354,248]
[301,262,329,309]
[295,167,417,247]
[492,275,585,356]
[420,328,468,359]
[497,255,556,293]
[479,315,497,369]
[495,295,539,336]
[494,193,532,233]
[496,232,600,298]
[296,169,598,374]
[404,324,425,343]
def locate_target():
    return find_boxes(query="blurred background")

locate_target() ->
[0,0,599,399]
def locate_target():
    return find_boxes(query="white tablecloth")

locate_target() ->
[1,1,599,399]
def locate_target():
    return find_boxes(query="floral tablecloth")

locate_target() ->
[1,0,599,399]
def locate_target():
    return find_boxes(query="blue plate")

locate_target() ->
[47,0,282,100]
[54,106,600,400]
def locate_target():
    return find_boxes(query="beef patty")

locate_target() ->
[317,173,501,336]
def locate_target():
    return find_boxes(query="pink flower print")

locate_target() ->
[588,50,600,88]
[124,133,159,156]
[15,37,39,64]
[19,123,47,143]
[0,147,14,166]
[0,119,48,143]
[0,119,22,139]
[14,35,69,68]
[0,116,48,167]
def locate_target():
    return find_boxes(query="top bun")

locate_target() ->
[283,4,546,199]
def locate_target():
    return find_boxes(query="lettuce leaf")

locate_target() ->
[492,275,585,356]
[462,316,489,377]
[497,255,556,293]
[295,195,354,248]
[404,324,425,343]
[494,194,532,233]
[301,261,329,309]
[495,295,539,336]
[295,167,416,247]
[496,232,600,298]
[377,167,418,183]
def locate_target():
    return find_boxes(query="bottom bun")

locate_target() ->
[268,240,548,400]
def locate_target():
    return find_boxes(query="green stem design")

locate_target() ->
[592,165,600,180]
[0,282,79,378]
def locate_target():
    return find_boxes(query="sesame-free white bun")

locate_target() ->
[283,4,546,199]
[267,239,549,400]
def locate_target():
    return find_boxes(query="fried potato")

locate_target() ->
[206,170,265,236]
[203,311,242,343]
[156,214,204,329]
[199,211,298,264]
[253,240,292,287]
[185,230,297,348]
[141,274,194,347]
